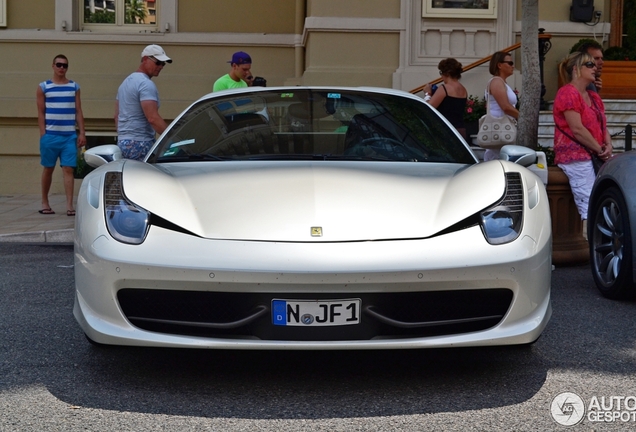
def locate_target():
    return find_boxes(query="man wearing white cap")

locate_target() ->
[115,44,172,160]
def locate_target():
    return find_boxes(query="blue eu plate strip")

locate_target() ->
[272,300,287,326]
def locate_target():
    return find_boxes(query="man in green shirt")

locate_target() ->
[213,51,252,92]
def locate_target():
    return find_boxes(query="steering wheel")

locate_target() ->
[359,137,406,148]
[345,137,423,161]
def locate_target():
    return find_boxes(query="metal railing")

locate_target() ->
[612,124,633,151]
[410,29,552,109]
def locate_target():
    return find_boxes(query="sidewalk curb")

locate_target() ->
[0,229,74,243]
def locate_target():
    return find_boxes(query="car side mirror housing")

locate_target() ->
[84,145,123,168]
[499,145,537,167]
[499,145,548,186]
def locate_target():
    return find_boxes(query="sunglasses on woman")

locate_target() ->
[582,61,596,69]
[500,61,514,66]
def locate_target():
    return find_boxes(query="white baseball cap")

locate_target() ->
[141,44,172,63]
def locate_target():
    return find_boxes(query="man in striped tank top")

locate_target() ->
[36,54,86,216]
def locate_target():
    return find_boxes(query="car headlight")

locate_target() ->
[103,172,150,245]
[480,172,523,245]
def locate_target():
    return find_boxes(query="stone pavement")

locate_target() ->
[0,194,75,243]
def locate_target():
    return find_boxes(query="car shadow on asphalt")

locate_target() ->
[50,343,550,419]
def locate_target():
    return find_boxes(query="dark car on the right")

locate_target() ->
[588,151,636,299]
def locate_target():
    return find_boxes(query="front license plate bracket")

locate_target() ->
[272,299,361,326]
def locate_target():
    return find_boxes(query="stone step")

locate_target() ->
[537,99,635,151]
[539,113,635,125]
[544,99,636,111]
[471,99,636,152]
[536,135,632,150]
[538,124,629,135]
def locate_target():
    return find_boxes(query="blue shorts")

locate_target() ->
[40,133,78,168]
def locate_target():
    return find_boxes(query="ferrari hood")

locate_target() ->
[121,161,505,242]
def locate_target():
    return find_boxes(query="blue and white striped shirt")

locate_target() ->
[39,80,79,135]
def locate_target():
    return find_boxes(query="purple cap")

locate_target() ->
[228,51,252,65]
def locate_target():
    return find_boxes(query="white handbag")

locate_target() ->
[477,79,517,149]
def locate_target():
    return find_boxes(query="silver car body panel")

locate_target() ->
[122,159,504,242]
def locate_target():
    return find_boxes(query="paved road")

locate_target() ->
[1,243,635,431]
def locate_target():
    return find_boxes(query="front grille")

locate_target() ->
[117,289,513,341]
[504,172,524,213]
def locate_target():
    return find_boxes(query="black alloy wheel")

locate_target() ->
[589,187,635,299]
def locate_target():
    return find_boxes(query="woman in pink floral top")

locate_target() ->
[553,51,613,221]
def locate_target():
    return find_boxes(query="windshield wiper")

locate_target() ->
[244,154,417,162]
[157,154,231,162]
[246,154,326,161]
[158,153,418,162]
[333,155,420,162]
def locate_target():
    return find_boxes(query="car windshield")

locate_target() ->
[147,89,476,164]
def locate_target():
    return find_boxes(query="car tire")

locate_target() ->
[589,187,635,299]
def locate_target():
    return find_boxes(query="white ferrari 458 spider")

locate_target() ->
[74,86,552,349]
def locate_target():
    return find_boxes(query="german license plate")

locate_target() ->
[272,299,361,326]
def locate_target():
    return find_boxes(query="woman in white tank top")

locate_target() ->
[483,51,519,161]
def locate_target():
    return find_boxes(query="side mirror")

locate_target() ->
[499,145,537,167]
[84,145,123,168]
[499,145,548,186]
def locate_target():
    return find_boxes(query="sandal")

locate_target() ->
[67,210,76,217]
[38,208,55,215]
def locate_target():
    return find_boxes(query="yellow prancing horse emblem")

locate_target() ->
[311,227,323,237]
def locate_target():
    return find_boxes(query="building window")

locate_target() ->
[423,0,496,19]
[82,0,159,31]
